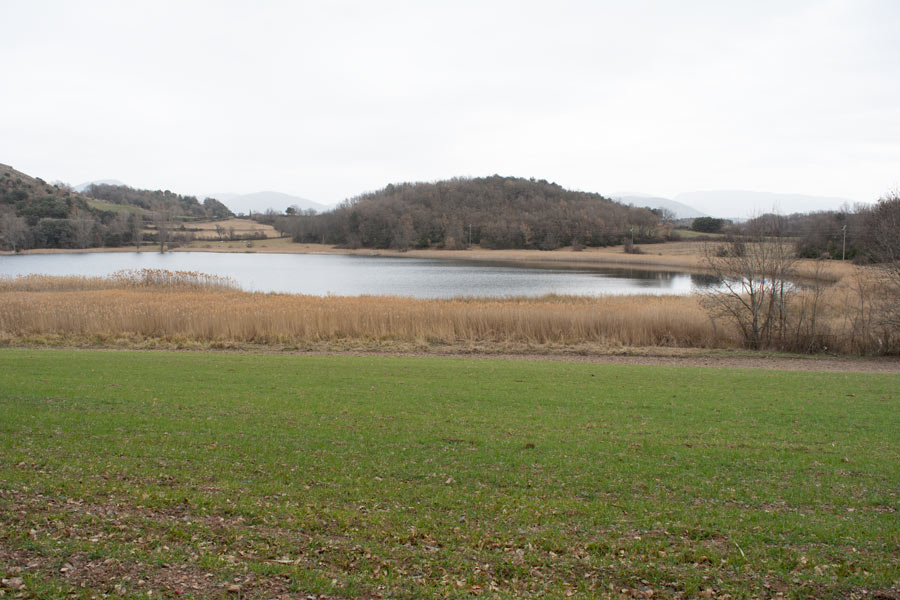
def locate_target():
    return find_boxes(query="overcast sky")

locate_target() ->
[1,0,898,210]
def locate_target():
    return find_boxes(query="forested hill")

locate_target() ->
[270,176,662,250]
[84,183,233,220]
[0,164,232,250]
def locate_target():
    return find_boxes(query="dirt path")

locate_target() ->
[297,347,900,374]
[7,343,899,374]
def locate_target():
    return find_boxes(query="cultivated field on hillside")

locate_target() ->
[183,219,281,240]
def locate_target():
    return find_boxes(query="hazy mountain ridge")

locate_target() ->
[209,191,330,215]
[674,190,857,219]
[614,190,859,220]
[613,195,708,219]
[74,179,127,192]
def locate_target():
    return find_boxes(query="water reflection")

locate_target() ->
[690,273,724,288]
[0,252,723,298]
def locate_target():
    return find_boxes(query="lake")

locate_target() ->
[0,252,720,298]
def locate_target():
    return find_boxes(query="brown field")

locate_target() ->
[181,218,282,240]
[0,268,892,355]
[186,236,297,250]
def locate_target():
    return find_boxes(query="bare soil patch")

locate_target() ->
[319,346,900,374]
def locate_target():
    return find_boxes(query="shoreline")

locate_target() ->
[0,241,859,282]
[0,242,718,275]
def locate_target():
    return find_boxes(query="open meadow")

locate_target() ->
[1,349,898,599]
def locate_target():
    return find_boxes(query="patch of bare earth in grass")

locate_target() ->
[0,488,769,599]
[0,489,320,599]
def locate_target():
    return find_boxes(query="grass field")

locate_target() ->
[84,198,148,216]
[1,349,898,599]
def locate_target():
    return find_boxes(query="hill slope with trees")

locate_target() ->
[0,164,233,251]
[266,176,663,250]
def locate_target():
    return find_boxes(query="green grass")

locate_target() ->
[0,349,897,599]
[85,198,148,215]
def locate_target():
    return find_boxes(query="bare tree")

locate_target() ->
[0,209,28,252]
[151,201,174,253]
[866,193,900,339]
[702,215,799,349]
[392,213,415,251]
[130,213,144,251]
[106,211,130,245]
[69,208,97,249]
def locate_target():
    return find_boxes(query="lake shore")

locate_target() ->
[1,239,859,284]
[0,240,721,274]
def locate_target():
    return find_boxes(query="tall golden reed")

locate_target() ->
[0,270,730,350]
[1,268,888,353]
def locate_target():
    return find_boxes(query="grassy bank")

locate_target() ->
[1,349,898,599]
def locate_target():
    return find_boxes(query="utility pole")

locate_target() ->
[467,224,472,248]
[842,224,847,261]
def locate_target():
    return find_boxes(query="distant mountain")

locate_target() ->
[209,191,330,215]
[674,190,856,219]
[74,179,127,192]
[613,194,707,219]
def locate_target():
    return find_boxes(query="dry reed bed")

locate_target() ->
[0,268,887,353]
[0,288,729,348]
[0,269,237,292]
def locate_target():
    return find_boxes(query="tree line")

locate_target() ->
[736,194,899,264]
[258,176,664,250]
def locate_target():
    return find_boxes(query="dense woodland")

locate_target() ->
[0,164,232,251]
[260,176,664,250]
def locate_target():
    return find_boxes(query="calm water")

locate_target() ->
[0,252,720,298]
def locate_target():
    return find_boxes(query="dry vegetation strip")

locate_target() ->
[0,281,727,349]
[0,268,890,354]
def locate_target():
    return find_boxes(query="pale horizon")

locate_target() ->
[2,1,898,213]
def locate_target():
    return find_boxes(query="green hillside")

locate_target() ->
[0,163,232,251]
